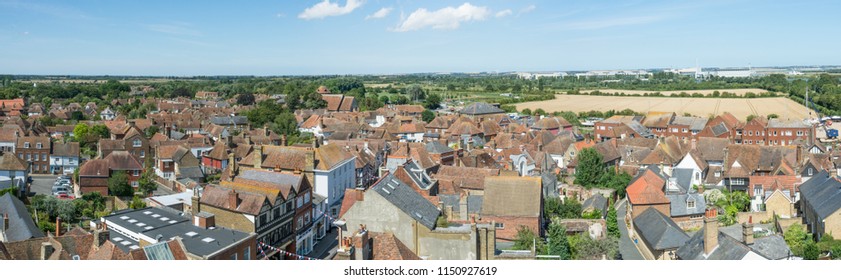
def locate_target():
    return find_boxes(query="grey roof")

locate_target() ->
[541,172,558,198]
[403,160,435,190]
[668,168,694,194]
[666,193,705,217]
[372,173,440,230]
[425,141,453,154]
[582,194,608,215]
[210,116,248,125]
[177,166,205,180]
[170,130,186,140]
[460,102,504,115]
[104,207,252,257]
[0,194,45,242]
[767,119,810,129]
[626,120,653,138]
[748,235,791,260]
[633,208,690,250]
[671,116,708,131]
[238,169,303,187]
[799,171,841,221]
[677,228,752,260]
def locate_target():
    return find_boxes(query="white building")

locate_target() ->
[312,145,357,218]
[49,143,80,175]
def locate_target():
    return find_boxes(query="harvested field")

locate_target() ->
[516,95,814,120]
[579,88,771,96]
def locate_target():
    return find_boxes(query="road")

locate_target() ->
[616,198,644,260]
[308,229,338,260]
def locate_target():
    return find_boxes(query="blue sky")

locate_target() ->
[0,0,839,76]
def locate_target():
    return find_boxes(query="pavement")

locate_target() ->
[308,229,338,260]
[29,174,62,197]
[616,198,645,260]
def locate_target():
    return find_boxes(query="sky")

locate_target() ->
[0,0,839,76]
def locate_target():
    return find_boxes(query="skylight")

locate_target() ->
[185,231,198,237]
[168,220,177,224]
[113,237,124,242]
[160,217,170,221]
[119,216,129,220]
[128,219,137,223]
[152,214,161,218]
[145,226,154,230]
[129,245,140,250]
[201,237,215,243]
[136,223,146,227]
[143,211,152,215]
[120,241,132,246]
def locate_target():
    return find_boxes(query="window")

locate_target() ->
[24,142,29,148]
[785,131,792,136]
[736,130,742,135]
[748,131,753,136]
[297,197,303,208]
[304,193,310,204]
[18,153,22,159]
[731,178,745,185]
[26,153,31,161]
[773,130,778,136]
[36,143,42,149]
[671,128,678,133]
[131,181,139,188]
[797,131,804,136]
[808,168,814,176]
[260,214,267,226]
[133,170,140,176]
[133,139,142,147]
[34,164,38,171]
[754,185,762,197]
[230,253,237,260]
[682,128,688,133]
[687,199,695,209]
[494,222,504,229]
[297,217,303,230]
[42,153,47,161]
[274,207,280,218]
[244,247,250,260]
[140,150,145,158]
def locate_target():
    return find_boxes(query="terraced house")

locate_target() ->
[16,136,51,174]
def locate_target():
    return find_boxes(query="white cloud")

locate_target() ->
[519,4,536,15]
[365,7,392,20]
[495,9,512,18]
[391,3,490,32]
[298,0,364,20]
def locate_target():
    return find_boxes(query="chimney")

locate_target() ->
[194,212,216,229]
[228,189,238,209]
[56,217,61,237]
[226,135,233,147]
[40,242,55,260]
[691,138,697,150]
[281,134,287,146]
[95,228,110,247]
[253,145,263,168]
[264,124,270,137]
[355,188,364,201]
[352,225,371,260]
[191,187,201,215]
[704,208,719,255]
[228,152,238,177]
[128,120,136,128]
[742,221,754,245]
[166,125,172,139]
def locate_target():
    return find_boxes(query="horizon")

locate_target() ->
[2,0,840,76]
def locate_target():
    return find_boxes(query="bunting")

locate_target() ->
[258,242,321,260]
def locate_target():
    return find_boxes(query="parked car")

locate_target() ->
[56,192,74,200]
[52,186,70,196]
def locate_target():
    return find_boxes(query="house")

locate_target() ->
[582,194,608,219]
[195,91,220,100]
[643,112,675,136]
[99,107,116,121]
[625,167,669,220]
[426,141,457,166]
[532,116,573,135]
[677,209,791,260]
[101,207,257,260]
[666,116,707,140]
[155,144,203,182]
[78,151,143,196]
[0,153,28,196]
[49,142,80,175]
[0,129,16,153]
[633,207,689,260]
[0,98,25,116]
[99,121,150,164]
[459,102,505,121]
[481,176,543,241]
[0,193,45,242]
[747,175,799,216]
[15,136,51,174]
[798,170,841,240]
[594,115,645,141]
[321,94,357,112]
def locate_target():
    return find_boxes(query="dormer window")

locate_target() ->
[687,198,695,209]
[133,139,142,147]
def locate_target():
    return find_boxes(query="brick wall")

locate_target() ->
[199,204,256,234]
[631,203,671,220]
[481,215,540,241]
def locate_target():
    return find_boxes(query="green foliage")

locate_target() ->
[144,125,160,139]
[0,186,19,197]
[573,148,604,188]
[545,197,582,220]
[547,223,570,259]
[129,195,147,209]
[803,240,820,260]
[768,113,779,119]
[785,225,811,257]
[521,108,532,115]
[424,93,442,110]
[436,215,450,228]
[108,171,133,197]
[236,92,256,105]
[512,226,546,254]
[91,124,110,139]
[569,234,619,260]
[393,95,409,104]
[831,243,841,260]
[421,110,435,123]
[582,210,602,219]
[606,205,620,239]
[534,108,546,116]
[73,123,91,143]
[138,165,157,196]
[746,114,757,122]
[30,194,76,223]
[599,168,632,198]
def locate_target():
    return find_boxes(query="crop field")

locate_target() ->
[515,95,815,120]
[578,88,772,96]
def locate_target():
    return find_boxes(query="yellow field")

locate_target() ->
[516,95,814,120]
[579,88,771,96]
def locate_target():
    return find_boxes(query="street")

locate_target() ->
[308,229,338,260]
[616,198,644,260]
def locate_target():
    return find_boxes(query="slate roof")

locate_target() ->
[459,102,504,115]
[425,141,453,154]
[799,170,841,221]
[677,229,752,260]
[438,194,483,215]
[633,207,690,250]
[210,116,248,126]
[710,123,730,137]
[51,142,80,157]
[671,116,708,131]
[0,194,45,242]
[666,193,705,217]
[371,173,440,230]
[582,194,608,215]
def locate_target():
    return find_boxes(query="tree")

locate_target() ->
[129,195,147,209]
[138,165,157,196]
[108,171,133,196]
[91,124,110,139]
[423,93,442,110]
[73,123,91,143]
[547,223,570,259]
[831,243,841,260]
[606,204,620,239]
[746,114,757,122]
[784,225,810,256]
[545,197,582,220]
[236,92,256,105]
[144,125,160,139]
[803,240,820,260]
[394,95,409,105]
[421,110,435,123]
[378,95,390,104]
[521,108,532,116]
[574,148,604,188]
[405,85,425,101]
[534,108,546,116]
[768,113,779,119]
[512,226,545,254]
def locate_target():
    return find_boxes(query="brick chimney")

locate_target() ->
[228,189,238,209]
[264,125,270,137]
[165,125,172,139]
[191,187,201,216]
[194,212,216,229]
[281,134,287,146]
[95,227,110,247]
[228,152,238,178]
[352,225,370,260]
[743,217,754,245]
[253,145,263,168]
[704,208,719,255]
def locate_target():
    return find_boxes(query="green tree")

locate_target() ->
[831,243,841,260]
[606,204,620,239]
[137,165,157,196]
[746,114,757,122]
[73,123,91,143]
[91,124,110,139]
[394,95,409,105]
[144,125,160,139]
[108,171,133,196]
[129,195,147,209]
[784,225,810,256]
[512,226,546,254]
[574,148,604,188]
[521,108,532,116]
[421,110,435,123]
[378,95,390,104]
[534,108,546,116]
[423,93,442,110]
[768,113,779,119]
[236,92,256,105]
[547,223,570,259]
[803,240,820,260]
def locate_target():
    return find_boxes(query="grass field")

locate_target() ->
[579,88,772,96]
[515,95,814,120]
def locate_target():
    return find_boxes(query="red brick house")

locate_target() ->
[626,167,670,220]
[78,151,143,195]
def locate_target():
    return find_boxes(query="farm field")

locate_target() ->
[515,95,814,120]
[579,88,772,96]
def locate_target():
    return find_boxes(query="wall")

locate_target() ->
[736,211,773,225]
[205,234,257,260]
[199,204,256,236]
[765,192,795,218]
[821,209,841,240]
[631,203,671,220]
[341,191,418,253]
[417,225,477,260]
[481,215,539,241]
